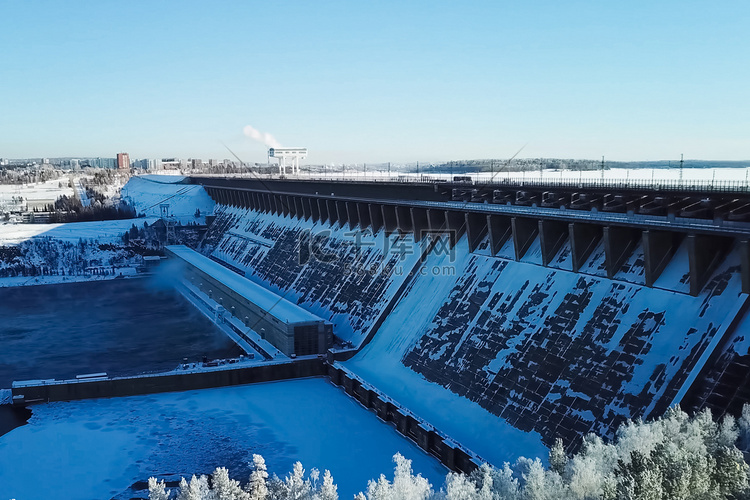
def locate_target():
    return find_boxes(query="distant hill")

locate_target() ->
[423,158,750,173]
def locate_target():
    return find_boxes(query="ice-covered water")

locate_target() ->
[0,378,447,500]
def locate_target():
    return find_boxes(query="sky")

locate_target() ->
[0,1,748,164]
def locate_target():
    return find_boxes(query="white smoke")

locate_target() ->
[243,125,282,148]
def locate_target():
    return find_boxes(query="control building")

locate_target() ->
[166,245,332,356]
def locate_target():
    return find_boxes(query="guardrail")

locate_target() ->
[192,172,750,194]
[485,177,750,194]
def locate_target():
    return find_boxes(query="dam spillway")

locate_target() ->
[191,175,750,463]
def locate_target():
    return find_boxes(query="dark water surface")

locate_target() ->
[0,278,242,389]
[0,405,31,437]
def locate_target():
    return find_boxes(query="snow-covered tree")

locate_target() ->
[176,475,212,500]
[150,405,750,500]
[278,462,311,500]
[548,438,567,476]
[148,477,170,500]
[246,454,270,500]
[212,466,249,500]
[444,471,479,500]
[362,453,432,500]
[313,470,338,500]
[738,405,750,451]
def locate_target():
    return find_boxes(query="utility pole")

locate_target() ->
[601,156,605,182]
[679,154,684,185]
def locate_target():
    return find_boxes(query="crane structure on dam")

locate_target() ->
[268,147,307,175]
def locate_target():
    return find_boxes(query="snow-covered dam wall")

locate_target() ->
[200,205,425,348]
[197,180,750,464]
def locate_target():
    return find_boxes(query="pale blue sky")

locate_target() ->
[1,1,748,164]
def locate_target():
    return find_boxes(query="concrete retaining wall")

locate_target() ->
[12,357,482,474]
[12,358,326,405]
[326,363,482,474]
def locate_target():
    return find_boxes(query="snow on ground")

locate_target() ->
[474,166,750,184]
[0,218,158,244]
[0,267,139,288]
[0,379,446,500]
[121,175,214,222]
[0,178,74,212]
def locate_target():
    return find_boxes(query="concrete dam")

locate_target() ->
[183,175,750,463]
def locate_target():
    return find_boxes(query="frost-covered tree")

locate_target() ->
[738,405,750,451]
[548,438,567,476]
[148,477,170,500]
[517,457,564,500]
[176,475,212,500]
[313,470,338,500]
[212,466,249,500]
[246,454,270,500]
[278,462,311,500]
[362,454,432,500]
[151,405,750,500]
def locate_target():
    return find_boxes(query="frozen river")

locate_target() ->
[0,278,243,388]
[0,378,447,500]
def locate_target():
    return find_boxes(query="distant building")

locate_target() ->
[161,158,182,170]
[86,157,116,169]
[116,152,130,170]
[191,158,202,169]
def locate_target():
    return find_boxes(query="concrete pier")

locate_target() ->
[512,217,538,260]
[603,227,641,278]
[569,223,602,272]
[539,220,568,266]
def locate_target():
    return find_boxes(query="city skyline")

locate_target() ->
[1,1,748,164]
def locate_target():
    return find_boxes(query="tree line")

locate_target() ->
[149,405,750,500]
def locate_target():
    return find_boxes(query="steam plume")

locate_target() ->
[243,125,282,148]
